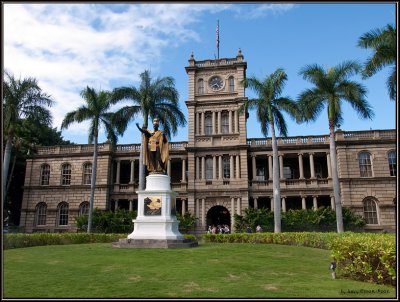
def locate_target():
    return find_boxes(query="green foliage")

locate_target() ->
[330,233,396,286]
[234,207,365,233]
[176,211,198,233]
[204,232,395,286]
[3,233,124,249]
[75,209,137,233]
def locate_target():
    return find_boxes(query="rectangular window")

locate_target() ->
[205,157,213,180]
[223,156,230,178]
[359,153,372,177]
[83,164,92,185]
[388,151,396,176]
[205,113,212,135]
[221,112,229,134]
[41,165,50,185]
[61,164,71,185]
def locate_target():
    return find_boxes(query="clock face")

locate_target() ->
[208,76,224,91]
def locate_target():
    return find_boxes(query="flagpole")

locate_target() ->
[216,20,219,60]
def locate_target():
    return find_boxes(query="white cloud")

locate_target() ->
[4,3,294,143]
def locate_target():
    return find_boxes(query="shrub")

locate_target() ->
[330,233,396,286]
[234,207,366,232]
[75,209,137,233]
[176,211,198,234]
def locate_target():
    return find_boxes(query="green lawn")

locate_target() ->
[3,242,395,298]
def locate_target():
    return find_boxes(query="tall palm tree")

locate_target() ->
[61,86,121,233]
[358,24,396,101]
[298,61,374,233]
[111,70,186,190]
[3,71,54,206]
[239,68,300,233]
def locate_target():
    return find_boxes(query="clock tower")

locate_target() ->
[185,49,249,233]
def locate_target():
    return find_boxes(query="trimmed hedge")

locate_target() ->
[330,233,396,286]
[3,233,124,249]
[204,232,396,286]
[3,233,198,250]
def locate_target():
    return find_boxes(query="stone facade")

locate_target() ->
[20,51,397,233]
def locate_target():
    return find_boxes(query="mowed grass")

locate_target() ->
[3,242,395,299]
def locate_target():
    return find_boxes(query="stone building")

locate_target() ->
[20,50,397,233]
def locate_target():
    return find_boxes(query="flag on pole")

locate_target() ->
[216,20,220,59]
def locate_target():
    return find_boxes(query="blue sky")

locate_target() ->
[4,3,396,145]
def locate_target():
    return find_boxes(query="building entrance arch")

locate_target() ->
[206,205,230,227]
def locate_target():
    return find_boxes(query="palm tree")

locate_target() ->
[3,71,54,206]
[358,24,396,101]
[298,61,374,233]
[111,70,186,190]
[239,68,300,233]
[61,86,121,233]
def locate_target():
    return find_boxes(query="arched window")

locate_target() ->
[79,201,90,216]
[40,164,50,185]
[197,79,204,95]
[35,202,47,226]
[57,202,69,226]
[358,151,372,177]
[205,157,213,180]
[82,163,92,185]
[223,155,230,178]
[221,111,229,134]
[204,112,212,135]
[228,76,234,93]
[363,198,378,224]
[61,163,72,185]
[388,150,396,176]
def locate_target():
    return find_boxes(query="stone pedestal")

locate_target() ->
[113,174,197,248]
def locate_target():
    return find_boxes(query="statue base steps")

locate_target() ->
[112,238,198,249]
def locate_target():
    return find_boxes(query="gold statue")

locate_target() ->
[136,118,169,174]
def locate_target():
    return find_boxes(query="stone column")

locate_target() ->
[129,159,135,183]
[196,112,200,135]
[228,110,232,133]
[268,155,273,180]
[282,197,286,212]
[236,197,241,215]
[254,198,258,209]
[217,111,221,134]
[236,155,240,179]
[212,111,216,135]
[252,155,257,180]
[182,158,186,182]
[182,199,186,215]
[115,199,119,210]
[234,110,238,133]
[330,195,335,211]
[196,157,200,179]
[230,155,234,180]
[313,196,318,210]
[167,159,171,176]
[218,155,223,179]
[310,153,315,179]
[298,153,304,179]
[279,155,284,180]
[201,198,205,227]
[196,199,200,225]
[301,196,306,210]
[129,200,133,211]
[116,160,121,184]
[326,153,332,178]
[213,156,217,180]
[201,112,205,135]
[270,197,274,212]
[201,156,205,180]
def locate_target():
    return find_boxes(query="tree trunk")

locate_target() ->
[329,121,344,233]
[87,134,98,233]
[3,137,13,207]
[270,121,281,233]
